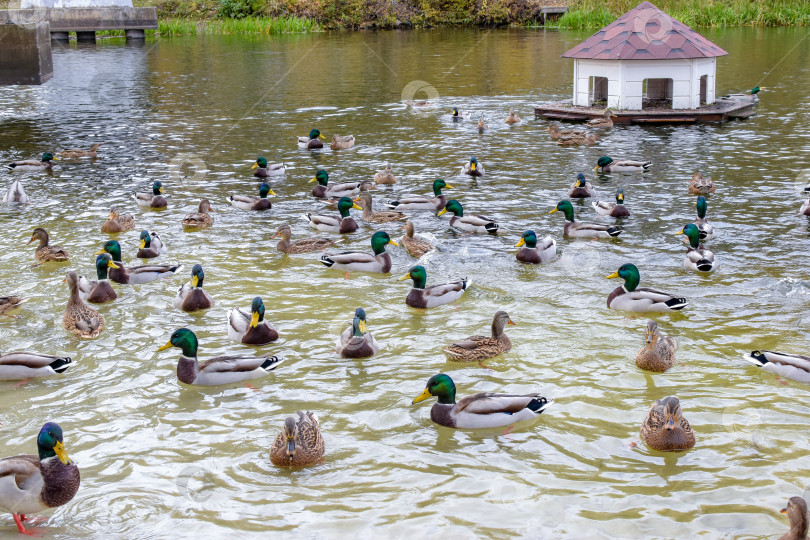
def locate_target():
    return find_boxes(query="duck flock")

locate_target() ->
[1,107,809,538]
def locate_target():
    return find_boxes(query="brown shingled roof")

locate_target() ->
[562,1,728,60]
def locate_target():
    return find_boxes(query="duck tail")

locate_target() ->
[462,277,472,290]
[48,357,73,373]
[607,226,622,237]
[319,255,334,268]
[642,161,653,170]
[303,213,313,223]
[6,163,16,170]
[169,264,184,275]
[260,356,285,372]
[696,260,714,272]
[384,200,400,209]
[664,297,688,310]
[485,222,499,234]
[527,397,554,414]
[745,351,768,367]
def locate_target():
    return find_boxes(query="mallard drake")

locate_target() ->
[355,192,407,223]
[744,350,810,384]
[400,265,469,308]
[549,200,621,238]
[640,396,695,451]
[0,352,72,381]
[675,224,715,272]
[451,107,471,120]
[57,143,103,159]
[477,118,488,133]
[778,496,809,540]
[174,264,214,313]
[801,198,810,216]
[269,411,325,467]
[0,423,80,535]
[442,311,514,362]
[2,180,29,204]
[606,263,687,313]
[136,230,168,259]
[182,199,214,230]
[77,253,119,304]
[569,173,595,198]
[460,156,484,177]
[335,308,378,358]
[158,328,284,386]
[227,296,278,345]
[592,189,630,217]
[298,129,325,149]
[251,157,285,178]
[688,172,715,195]
[7,153,59,172]
[515,230,556,264]
[401,221,435,258]
[557,132,599,146]
[635,320,677,372]
[96,240,182,285]
[134,181,167,209]
[437,199,498,234]
[305,197,361,234]
[412,373,553,428]
[385,179,452,211]
[310,170,372,200]
[321,182,376,208]
[0,296,28,316]
[594,157,652,173]
[505,109,521,125]
[28,228,70,264]
[320,231,399,275]
[587,109,614,128]
[545,124,585,140]
[273,224,335,254]
[100,207,135,234]
[693,196,715,240]
[331,134,355,150]
[228,182,275,211]
[63,271,104,338]
[373,163,396,185]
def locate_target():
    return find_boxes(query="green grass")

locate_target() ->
[97,15,320,36]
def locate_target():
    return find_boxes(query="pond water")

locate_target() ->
[0,27,809,538]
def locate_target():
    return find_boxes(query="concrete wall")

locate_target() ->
[22,0,133,7]
[0,22,53,85]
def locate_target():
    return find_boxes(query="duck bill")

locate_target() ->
[508,319,516,325]
[780,508,787,514]
[470,163,476,171]
[157,340,173,352]
[286,438,295,458]
[26,237,35,245]
[617,194,624,202]
[108,261,120,269]
[436,208,448,217]
[94,248,106,255]
[139,240,146,248]
[398,272,412,281]
[51,156,61,161]
[444,184,454,189]
[606,271,619,279]
[515,238,526,247]
[673,229,684,235]
[251,163,259,169]
[352,203,363,210]
[309,177,317,183]
[665,419,675,431]
[53,441,72,465]
[267,189,277,197]
[593,166,600,171]
[358,320,368,333]
[548,208,558,214]
[108,212,116,220]
[159,187,165,194]
[412,388,432,404]
[318,134,326,140]
[250,311,260,328]
[388,240,400,246]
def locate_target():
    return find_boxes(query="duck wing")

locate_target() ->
[0,352,70,369]
[0,455,41,485]
[456,392,545,414]
[199,355,270,373]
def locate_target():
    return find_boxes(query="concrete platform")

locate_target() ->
[2,6,157,39]
[0,21,53,85]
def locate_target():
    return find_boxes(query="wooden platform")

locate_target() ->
[534,94,757,124]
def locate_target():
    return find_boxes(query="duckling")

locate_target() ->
[227,296,278,345]
[2,180,29,204]
[305,197,361,234]
[442,311,514,362]
[549,200,621,238]
[800,198,810,216]
[640,396,695,451]
[62,271,104,338]
[228,182,275,211]
[96,240,183,284]
[437,199,498,234]
[545,124,585,140]
[136,230,168,259]
[0,352,72,381]
[505,109,521,124]
[298,129,325,149]
[7,152,59,172]
[385,179,452,211]
[592,189,630,217]
[412,373,553,429]
[158,328,284,386]
[0,423,80,535]
[557,132,599,146]
[744,350,810,384]
[134,181,167,208]
[182,199,214,230]
[594,156,652,173]
[100,207,135,234]
[269,411,325,467]
[586,109,614,128]
[273,224,336,254]
[401,221,435,258]
[400,265,470,308]
[355,192,407,223]
[78,253,119,304]
[694,196,715,240]
[251,157,286,178]
[335,308,378,358]
[0,296,28,317]
[569,173,595,198]
[57,142,104,159]
[606,263,688,313]
[373,163,397,184]
[27,228,70,264]
[777,496,809,540]
[688,172,715,195]
[515,230,556,264]
[635,320,677,372]
[330,134,355,150]
[460,156,484,177]
[477,118,488,133]
[174,264,214,313]
[674,224,715,272]
[320,231,399,275]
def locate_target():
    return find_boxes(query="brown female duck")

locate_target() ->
[442,311,514,362]
[28,228,70,264]
[63,271,104,338]
[635,320,677,372]
[640,396,695,451]
[270,411,325,467]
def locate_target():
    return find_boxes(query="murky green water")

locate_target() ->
[1,27,809,538]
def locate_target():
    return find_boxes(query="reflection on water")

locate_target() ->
[0,27,809,538]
